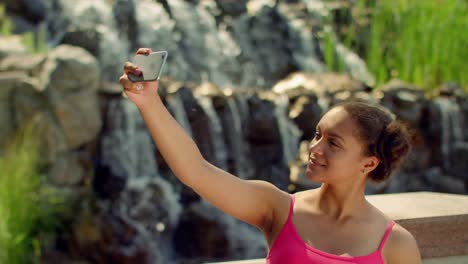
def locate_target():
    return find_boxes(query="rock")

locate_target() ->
[438,82,465,98]
[290,94,322,139]
[424,167,466,194]
[174,203,229,259]
[3,0,47,24]
[34,111,69,164]
[61,29,101,57]
[53,90,102,149]
[215,0,248,17]
[0,36,28,60]
[377,79,426,127]
[0,53,47,77]
[41,45,100,94]
[230,5,295,87]
[96,98,159,196]
[112,0,139,51]
[246,92,281,143]
[335,43,375,87]
[71,206,154,264]
[48,151,85,186]
[0,71,29,147]
[450,142,468,182]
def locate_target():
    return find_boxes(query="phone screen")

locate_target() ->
[128,51,168,82]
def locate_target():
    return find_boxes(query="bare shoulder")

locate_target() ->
[383,223,422,264]
[249,180,291,232]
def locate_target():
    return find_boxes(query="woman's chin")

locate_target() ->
[305,169,323,182]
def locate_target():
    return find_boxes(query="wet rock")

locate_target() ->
[112,0,139,52]
[287,91,322,141]
[96,98,159,198]
[174,203,229,259]
[450,143,468,182]
[215,0,248,17]
[3,0,47,24]
[61,29,101,57]
[247,92,281,143]
[424,167,466,194]
[173,201,266,262]
[377,79,426,127]
[71,207,153,264]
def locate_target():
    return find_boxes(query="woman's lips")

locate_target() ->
[308,158,326,167]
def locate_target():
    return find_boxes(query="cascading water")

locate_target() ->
[434,97,464,170]
[196,96,229,171]
[134,1,193,83]
[166,92,194,138]
[225,96,252,178]
[274,94,302,166]
[100,99,159,179]
[164,0,239,87]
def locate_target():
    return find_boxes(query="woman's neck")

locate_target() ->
[315,181,368,222]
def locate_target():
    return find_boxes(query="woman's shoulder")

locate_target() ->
[383,223,422,263]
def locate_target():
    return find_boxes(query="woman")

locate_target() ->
[119,48,422,263]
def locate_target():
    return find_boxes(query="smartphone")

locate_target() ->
[128,50,168,82]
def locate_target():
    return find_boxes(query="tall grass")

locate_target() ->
[0,119,63,263]
[327,0,468,91]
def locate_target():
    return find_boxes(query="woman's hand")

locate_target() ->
[119,48,159,110]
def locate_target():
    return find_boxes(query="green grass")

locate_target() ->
[326,0,468,91]
[0,120,63,264]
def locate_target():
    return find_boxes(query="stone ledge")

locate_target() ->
[207,192,468,263]
[367,192,468,258]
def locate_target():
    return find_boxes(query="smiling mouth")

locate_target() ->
[309,158,326,167]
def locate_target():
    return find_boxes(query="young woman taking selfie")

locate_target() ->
[119,48,422,264]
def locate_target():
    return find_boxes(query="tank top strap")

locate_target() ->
[378,220,396,251]
[287,194,296,220]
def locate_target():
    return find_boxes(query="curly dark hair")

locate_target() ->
[335,102,412,182]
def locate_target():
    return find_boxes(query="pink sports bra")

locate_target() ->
[266,195,395,264]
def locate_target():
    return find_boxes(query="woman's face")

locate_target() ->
[306,107,373,183]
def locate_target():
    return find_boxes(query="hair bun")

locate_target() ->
[371,120,411,181]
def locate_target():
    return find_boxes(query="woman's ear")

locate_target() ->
[362,156,379,174]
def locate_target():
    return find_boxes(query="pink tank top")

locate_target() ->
[266,195,395,264]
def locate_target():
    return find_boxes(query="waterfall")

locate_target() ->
[166,92,194,138]
[434,97,464,170]
[101,99,159,179]
[225,97,250,179]
[274,95,302,166]
[196,96,229,171]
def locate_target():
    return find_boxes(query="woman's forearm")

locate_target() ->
[138,94,205,184]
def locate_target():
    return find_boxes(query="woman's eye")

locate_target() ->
[329,140,339,148]
[314,132,321,139]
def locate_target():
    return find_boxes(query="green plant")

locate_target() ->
[327,0,468,91]
[0,4,13,36]
[0,119,64,263]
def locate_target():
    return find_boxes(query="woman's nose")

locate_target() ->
[309,140,325,156]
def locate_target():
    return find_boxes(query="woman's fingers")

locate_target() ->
[119,74,141,93]
[123,48,151,75]
[123,61,143,76]
[136,48,152,55]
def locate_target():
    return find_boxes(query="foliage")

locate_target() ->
[0,119,65,264]
[325,0,468,91]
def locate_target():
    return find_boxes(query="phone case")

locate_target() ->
[128,51,168,82]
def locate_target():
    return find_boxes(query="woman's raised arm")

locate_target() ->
[119,48,290,231]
